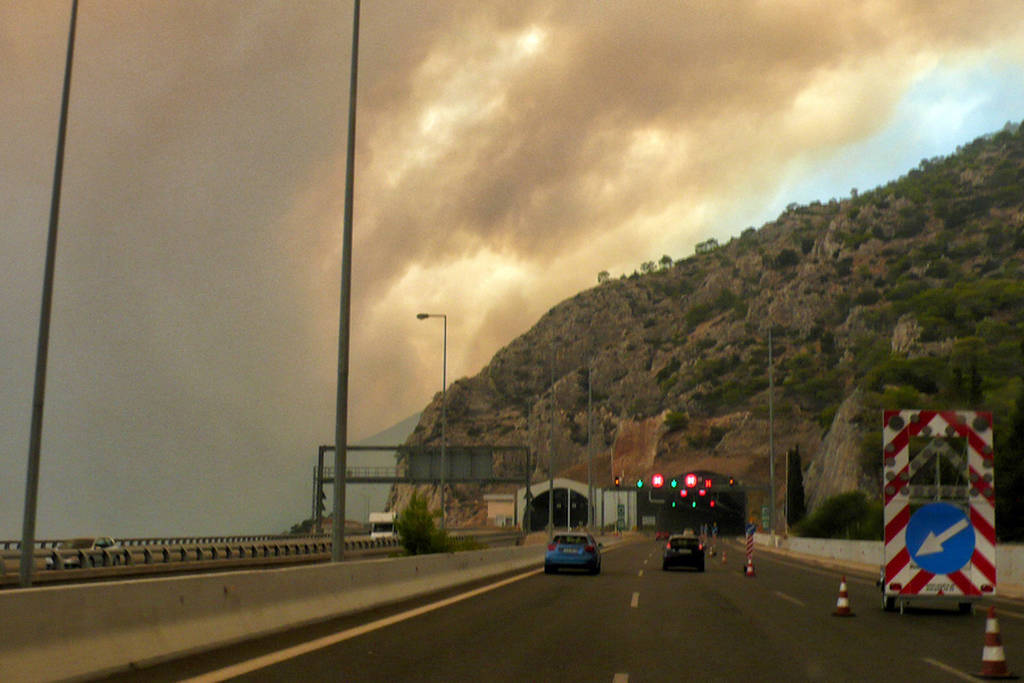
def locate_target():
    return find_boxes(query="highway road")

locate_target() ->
[101,537,1024,682]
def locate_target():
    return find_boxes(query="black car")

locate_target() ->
[662,534,705,572]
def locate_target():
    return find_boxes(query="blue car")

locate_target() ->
[544,532,602,575]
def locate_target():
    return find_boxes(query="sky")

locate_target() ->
[3,1,1024,539]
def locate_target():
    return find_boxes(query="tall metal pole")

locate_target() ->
[587,363,593,528]
[768,326,775,541]
[417,313,447,528]
[20,0,78,588]
[333,0,360,562]
[547,350,554,537]
[441,315,447,530]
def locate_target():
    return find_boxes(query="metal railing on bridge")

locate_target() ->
[0,529,523,588]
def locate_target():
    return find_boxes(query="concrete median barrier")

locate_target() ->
[0,544,546,682]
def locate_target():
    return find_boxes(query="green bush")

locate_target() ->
[664,410,689,431]
[396,492,449,555]
[793,491,882,540]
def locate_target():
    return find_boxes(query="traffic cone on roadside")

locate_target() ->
[978,607,1016,679]
[832,576,855,617]
[744,557,755,577]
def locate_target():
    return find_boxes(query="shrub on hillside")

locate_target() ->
[793,491,882,540]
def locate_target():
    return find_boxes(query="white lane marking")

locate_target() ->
[630,591,639,608]
[773,591,806,607]
[922,657,976,681]
[180,568,544,682]
[613,674,629,683]
[638,570,644,577]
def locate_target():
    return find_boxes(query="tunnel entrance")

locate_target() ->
[528,488,589,532]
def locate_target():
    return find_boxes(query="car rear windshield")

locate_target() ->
[554,535,589,545]
[669,538,700,549]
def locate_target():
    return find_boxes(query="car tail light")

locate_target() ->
[665,542,672,550]
[699,543,704,551]
[982,585,994,593]
[889,583,902,591]
[547,543,557,551]
[584,545,595,553]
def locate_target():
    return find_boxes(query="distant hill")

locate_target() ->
[391,121,1024,536]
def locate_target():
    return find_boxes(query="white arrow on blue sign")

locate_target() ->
[906,502,975,575]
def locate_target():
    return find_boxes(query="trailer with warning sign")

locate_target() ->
[881,410,996,614]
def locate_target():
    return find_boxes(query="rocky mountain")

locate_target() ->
[388,121,1024,527]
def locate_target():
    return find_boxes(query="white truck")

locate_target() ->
[369,511,398,540]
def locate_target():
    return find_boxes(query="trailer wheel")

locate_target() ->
[881,594,896,612]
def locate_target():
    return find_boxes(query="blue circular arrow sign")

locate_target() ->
[906,502,975,575]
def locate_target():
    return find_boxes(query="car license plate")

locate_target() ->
[563,548,579,554]
[675,549,691,555]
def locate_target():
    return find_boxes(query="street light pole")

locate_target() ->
[332,0,361,563]
[417,313,447,529]
[768,326,775,542]
[587,363,593,529]
[20,0,78,588]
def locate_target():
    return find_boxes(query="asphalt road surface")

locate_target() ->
[102,537,1024,682]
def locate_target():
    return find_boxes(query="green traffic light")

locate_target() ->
[636,479,643,488]
[691,501,696,508]
[670,478,678,488]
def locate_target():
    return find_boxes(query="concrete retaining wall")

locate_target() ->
[1,544,545,682]
[753,534,1024,588]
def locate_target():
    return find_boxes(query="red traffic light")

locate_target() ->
[684,473,697,488]
[652,473,664,488]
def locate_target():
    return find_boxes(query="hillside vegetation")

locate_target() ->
[391,121,1024,540]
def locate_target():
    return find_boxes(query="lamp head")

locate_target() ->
[416,313,429,320]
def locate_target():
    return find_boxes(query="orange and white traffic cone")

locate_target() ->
[832,576,855,617]
[744,557,755,577]
[978,606,1016,679]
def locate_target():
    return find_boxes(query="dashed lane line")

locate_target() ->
[773,591,806,607]
[922,657,976,681]
[613,674,629,683]
[630,592,640,608]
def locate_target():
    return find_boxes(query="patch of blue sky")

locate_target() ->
[760,56,1024,225]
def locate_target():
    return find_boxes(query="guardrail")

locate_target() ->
[0,530,523,587]
[0,532,349,551]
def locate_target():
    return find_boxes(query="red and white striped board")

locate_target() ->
[882,410,996,601]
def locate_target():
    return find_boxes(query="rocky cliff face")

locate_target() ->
[388,122,1024,526]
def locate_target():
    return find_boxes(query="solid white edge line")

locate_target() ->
[921,657,977,681]
[630,591,640,608]
[613,674,629,683]
[180,567,544,683]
